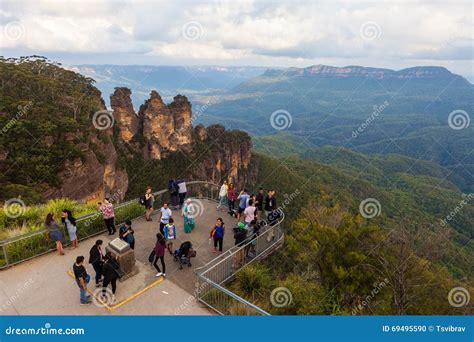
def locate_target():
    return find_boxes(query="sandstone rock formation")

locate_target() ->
[111,88,139,143]
[111,89,256,189]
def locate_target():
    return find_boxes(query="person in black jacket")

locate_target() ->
[102,252,121,303]
[89,240,104,287]
[233,222,248,268]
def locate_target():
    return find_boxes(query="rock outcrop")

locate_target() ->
[111,88,139,143]
[111,89,255,188]
[190,124,256,186]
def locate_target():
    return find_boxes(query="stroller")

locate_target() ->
[173,241,197,269]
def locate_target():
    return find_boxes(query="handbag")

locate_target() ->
[84,274,90,284]
[148,250,155,263]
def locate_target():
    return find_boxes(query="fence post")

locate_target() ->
[2,243,9,267]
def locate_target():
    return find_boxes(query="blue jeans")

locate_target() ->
[217,196,227,209]
[79,284,88,303]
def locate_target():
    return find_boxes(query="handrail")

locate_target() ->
[0,180,219,244]
[194,211,285,275]
[195,210,285,315]
[0,180,220,269]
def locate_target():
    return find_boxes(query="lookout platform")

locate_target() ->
[0,199,237,315]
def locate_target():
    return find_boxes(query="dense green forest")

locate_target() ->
[0,56,109,203]
[197,66,474,193]
[237,152,473,314]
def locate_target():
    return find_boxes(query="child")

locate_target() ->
[163,217,176,255]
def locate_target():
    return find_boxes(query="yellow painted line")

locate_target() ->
[109,277,164,311]
[67,270,164,312]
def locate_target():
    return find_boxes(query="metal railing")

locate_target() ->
[195,211,285,315]
[0,181,220,269]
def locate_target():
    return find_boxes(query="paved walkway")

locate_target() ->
[0,199,237,315]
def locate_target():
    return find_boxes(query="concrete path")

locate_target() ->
[0,199,237,315]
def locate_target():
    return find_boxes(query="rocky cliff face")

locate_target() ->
[43,132,128,203]
[111,88,255,191]
[191,124,256,186]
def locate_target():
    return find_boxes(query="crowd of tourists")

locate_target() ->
[43,178,281,306]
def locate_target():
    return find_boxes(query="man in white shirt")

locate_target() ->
[217,180,228,211]
[159,202,172,235]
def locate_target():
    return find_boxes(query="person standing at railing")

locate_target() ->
[264,190,277,220]
[244,199,257,225]
[45,213,65,256]
[256,188,264,218]
[97,198,116,235]
[265,191,278,242]
[176,179,187,209]
[61,209,78,249]
[216,180,228,211]
[237,189,250,221]
[168,179,180,209]
[210,218,225,253]
[227,183,237,215]
[144,186,155,221]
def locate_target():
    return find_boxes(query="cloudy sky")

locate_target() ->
[1,0,473,80]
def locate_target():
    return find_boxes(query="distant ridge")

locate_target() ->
[263,64,470,82]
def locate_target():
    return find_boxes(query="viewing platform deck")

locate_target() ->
[0,198,238,315]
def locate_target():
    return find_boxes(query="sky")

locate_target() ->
[1,0,473,80]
